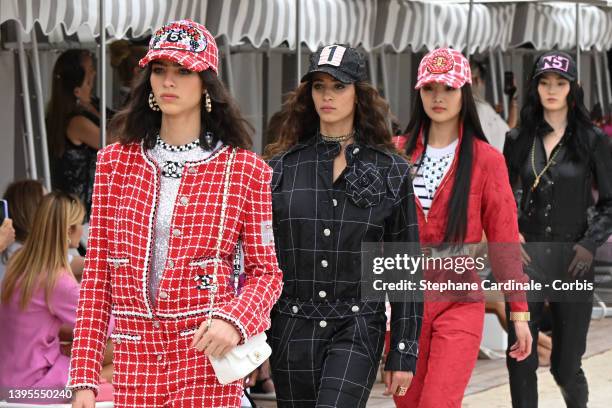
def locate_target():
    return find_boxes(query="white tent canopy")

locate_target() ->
[373,0,517,53]
[0,0,376,51]
[512,1,612,51]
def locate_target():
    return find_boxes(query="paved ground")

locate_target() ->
[252,317,612,407]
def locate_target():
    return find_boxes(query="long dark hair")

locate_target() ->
[404,85,487,243]
[46,49,92,158]
[263,80,396,159]
[110,66,253,150]
[505,70,592,182]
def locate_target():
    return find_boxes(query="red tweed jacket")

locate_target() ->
[395,131,528,312]
[69,142,283,389]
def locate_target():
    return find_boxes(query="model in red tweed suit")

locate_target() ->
[69,20,282,408]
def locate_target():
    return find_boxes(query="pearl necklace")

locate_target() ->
[156,135,200,152]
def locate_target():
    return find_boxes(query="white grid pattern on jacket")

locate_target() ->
[68,142,283,400]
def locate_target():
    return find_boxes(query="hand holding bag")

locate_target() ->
[206,148,272,385]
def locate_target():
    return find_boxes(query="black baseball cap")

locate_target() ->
[533,51,577,82]
[301,44,368,84]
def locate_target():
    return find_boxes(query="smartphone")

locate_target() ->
[0,199,8,224]
[504,71,515,95]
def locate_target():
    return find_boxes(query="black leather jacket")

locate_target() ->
[504,122,612,253]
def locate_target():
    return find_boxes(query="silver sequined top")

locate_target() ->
[147,140,222,303]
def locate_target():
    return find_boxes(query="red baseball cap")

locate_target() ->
[415,48,471,90]
[139,19,218,74]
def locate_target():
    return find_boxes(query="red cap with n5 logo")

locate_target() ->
[139,19,218,74]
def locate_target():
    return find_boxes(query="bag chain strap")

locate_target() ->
[206,147,237,328]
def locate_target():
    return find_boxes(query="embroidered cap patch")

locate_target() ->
[426,49,455,74]
[318,45,347,67]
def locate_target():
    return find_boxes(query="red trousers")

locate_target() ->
[394,302,484,408]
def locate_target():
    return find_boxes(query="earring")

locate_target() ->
[204,132,214,146]
[68,237,72,246]
[204,90,212,113]
[149,92,161,111]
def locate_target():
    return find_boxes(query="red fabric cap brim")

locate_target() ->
[138,49,214,73]
[414,74,466,90]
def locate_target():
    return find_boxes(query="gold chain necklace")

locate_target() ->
[530,137,562,191]
[320,130,354,143]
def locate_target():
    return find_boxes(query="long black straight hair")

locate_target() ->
[504,68,592,184]
[404,84,487,243]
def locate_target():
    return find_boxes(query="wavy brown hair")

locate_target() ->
[264,80,396,159]
[110,66,253,150]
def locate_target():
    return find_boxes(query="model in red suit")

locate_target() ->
[392,48,533,407]
[69,20,282,408]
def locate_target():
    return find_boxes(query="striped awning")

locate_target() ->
[373,0,517,53]
[511,2,612,51]
[0,0,376,51]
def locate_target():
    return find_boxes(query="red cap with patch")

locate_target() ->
[415,48,471,90]
[139,19,218,74]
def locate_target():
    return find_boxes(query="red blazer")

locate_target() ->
[395,130,528,312]
[69,142,283,389]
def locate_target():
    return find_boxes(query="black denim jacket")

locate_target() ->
[268,134,422,372]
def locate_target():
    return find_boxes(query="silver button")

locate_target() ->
[321,259,328,268]
[318,290,327,298]
[323,228,331,237]
[188,167,196,174]
[292,305,299,314]
[153,321,160,329]
[156,354,163,361]
[546,204,552,210]
[180,196,189,205]
[352,147,360,155]
[332,199,338,207]
[351,305,360,313]
[319,320,327,328]
[159,291,169,299]
[172,228,181,237]
[398,342,406,351]
[115,339,122,345]
[168,260,174,268]
[545,226,552,233]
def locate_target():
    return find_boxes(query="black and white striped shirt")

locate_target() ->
[412,140,457,215]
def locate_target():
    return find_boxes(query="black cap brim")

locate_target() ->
[301,67,355,84]
[534,68,575,82]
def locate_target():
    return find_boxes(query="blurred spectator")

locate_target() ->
[0,180,85,282]
[0,219,15,254]
[109,40,147,108]
[591,102,604,127]
[471,59,518,152]
[0,180,44,281]
[47,49,103,220]
[0,193,85,399]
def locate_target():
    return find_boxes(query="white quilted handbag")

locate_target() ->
[205,148,271,385]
